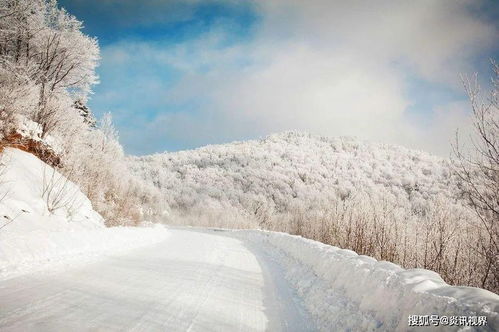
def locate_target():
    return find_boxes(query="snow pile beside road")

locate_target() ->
[0,148,168,279]
[236,230,499,331]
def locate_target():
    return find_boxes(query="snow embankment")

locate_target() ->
[0,148,168,279]
[236,230,499,331]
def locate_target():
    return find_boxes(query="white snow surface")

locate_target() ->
[0,228,315,331]
[0,148,169,279]
[1,227,498,331]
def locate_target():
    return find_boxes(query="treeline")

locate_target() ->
[0,0,162,225]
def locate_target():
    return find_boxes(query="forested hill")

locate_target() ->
[129,131,460,222]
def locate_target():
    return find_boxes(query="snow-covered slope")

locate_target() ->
[0,147,103,233]
[129,131,460,224]
[0,148,168,279]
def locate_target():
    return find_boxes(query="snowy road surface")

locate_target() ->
[0,228,315,331]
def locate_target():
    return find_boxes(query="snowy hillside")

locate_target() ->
[0,148,168,279]
[129,131,460,223]
[0,148,104,232]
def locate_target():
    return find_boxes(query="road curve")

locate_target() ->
[0,228,315,331]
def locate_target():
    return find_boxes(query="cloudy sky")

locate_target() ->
[59,0,498,156]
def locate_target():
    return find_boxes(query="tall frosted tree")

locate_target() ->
[454,62,499,291]
[0,0,99,137]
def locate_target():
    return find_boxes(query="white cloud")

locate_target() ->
[98,0,497,156]
[257,0,496,85]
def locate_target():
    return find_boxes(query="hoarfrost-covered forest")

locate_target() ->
[129,129,498,292]
[0,0,498,298]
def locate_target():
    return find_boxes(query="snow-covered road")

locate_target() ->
[0,228,315,331]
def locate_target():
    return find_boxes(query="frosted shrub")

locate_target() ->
[41,164,81,215]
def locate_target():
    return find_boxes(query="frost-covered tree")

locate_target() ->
[0,0,99,137]
[60,113,163,226]
[454,62,499,290]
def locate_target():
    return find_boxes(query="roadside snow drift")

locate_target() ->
[0,148,168,279]
[234,230,499,331]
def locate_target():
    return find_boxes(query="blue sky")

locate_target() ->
[59,0,498,156]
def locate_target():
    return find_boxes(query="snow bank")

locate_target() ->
[235,230,499,331]
[0,147,104,233]
[0,148,168,279]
